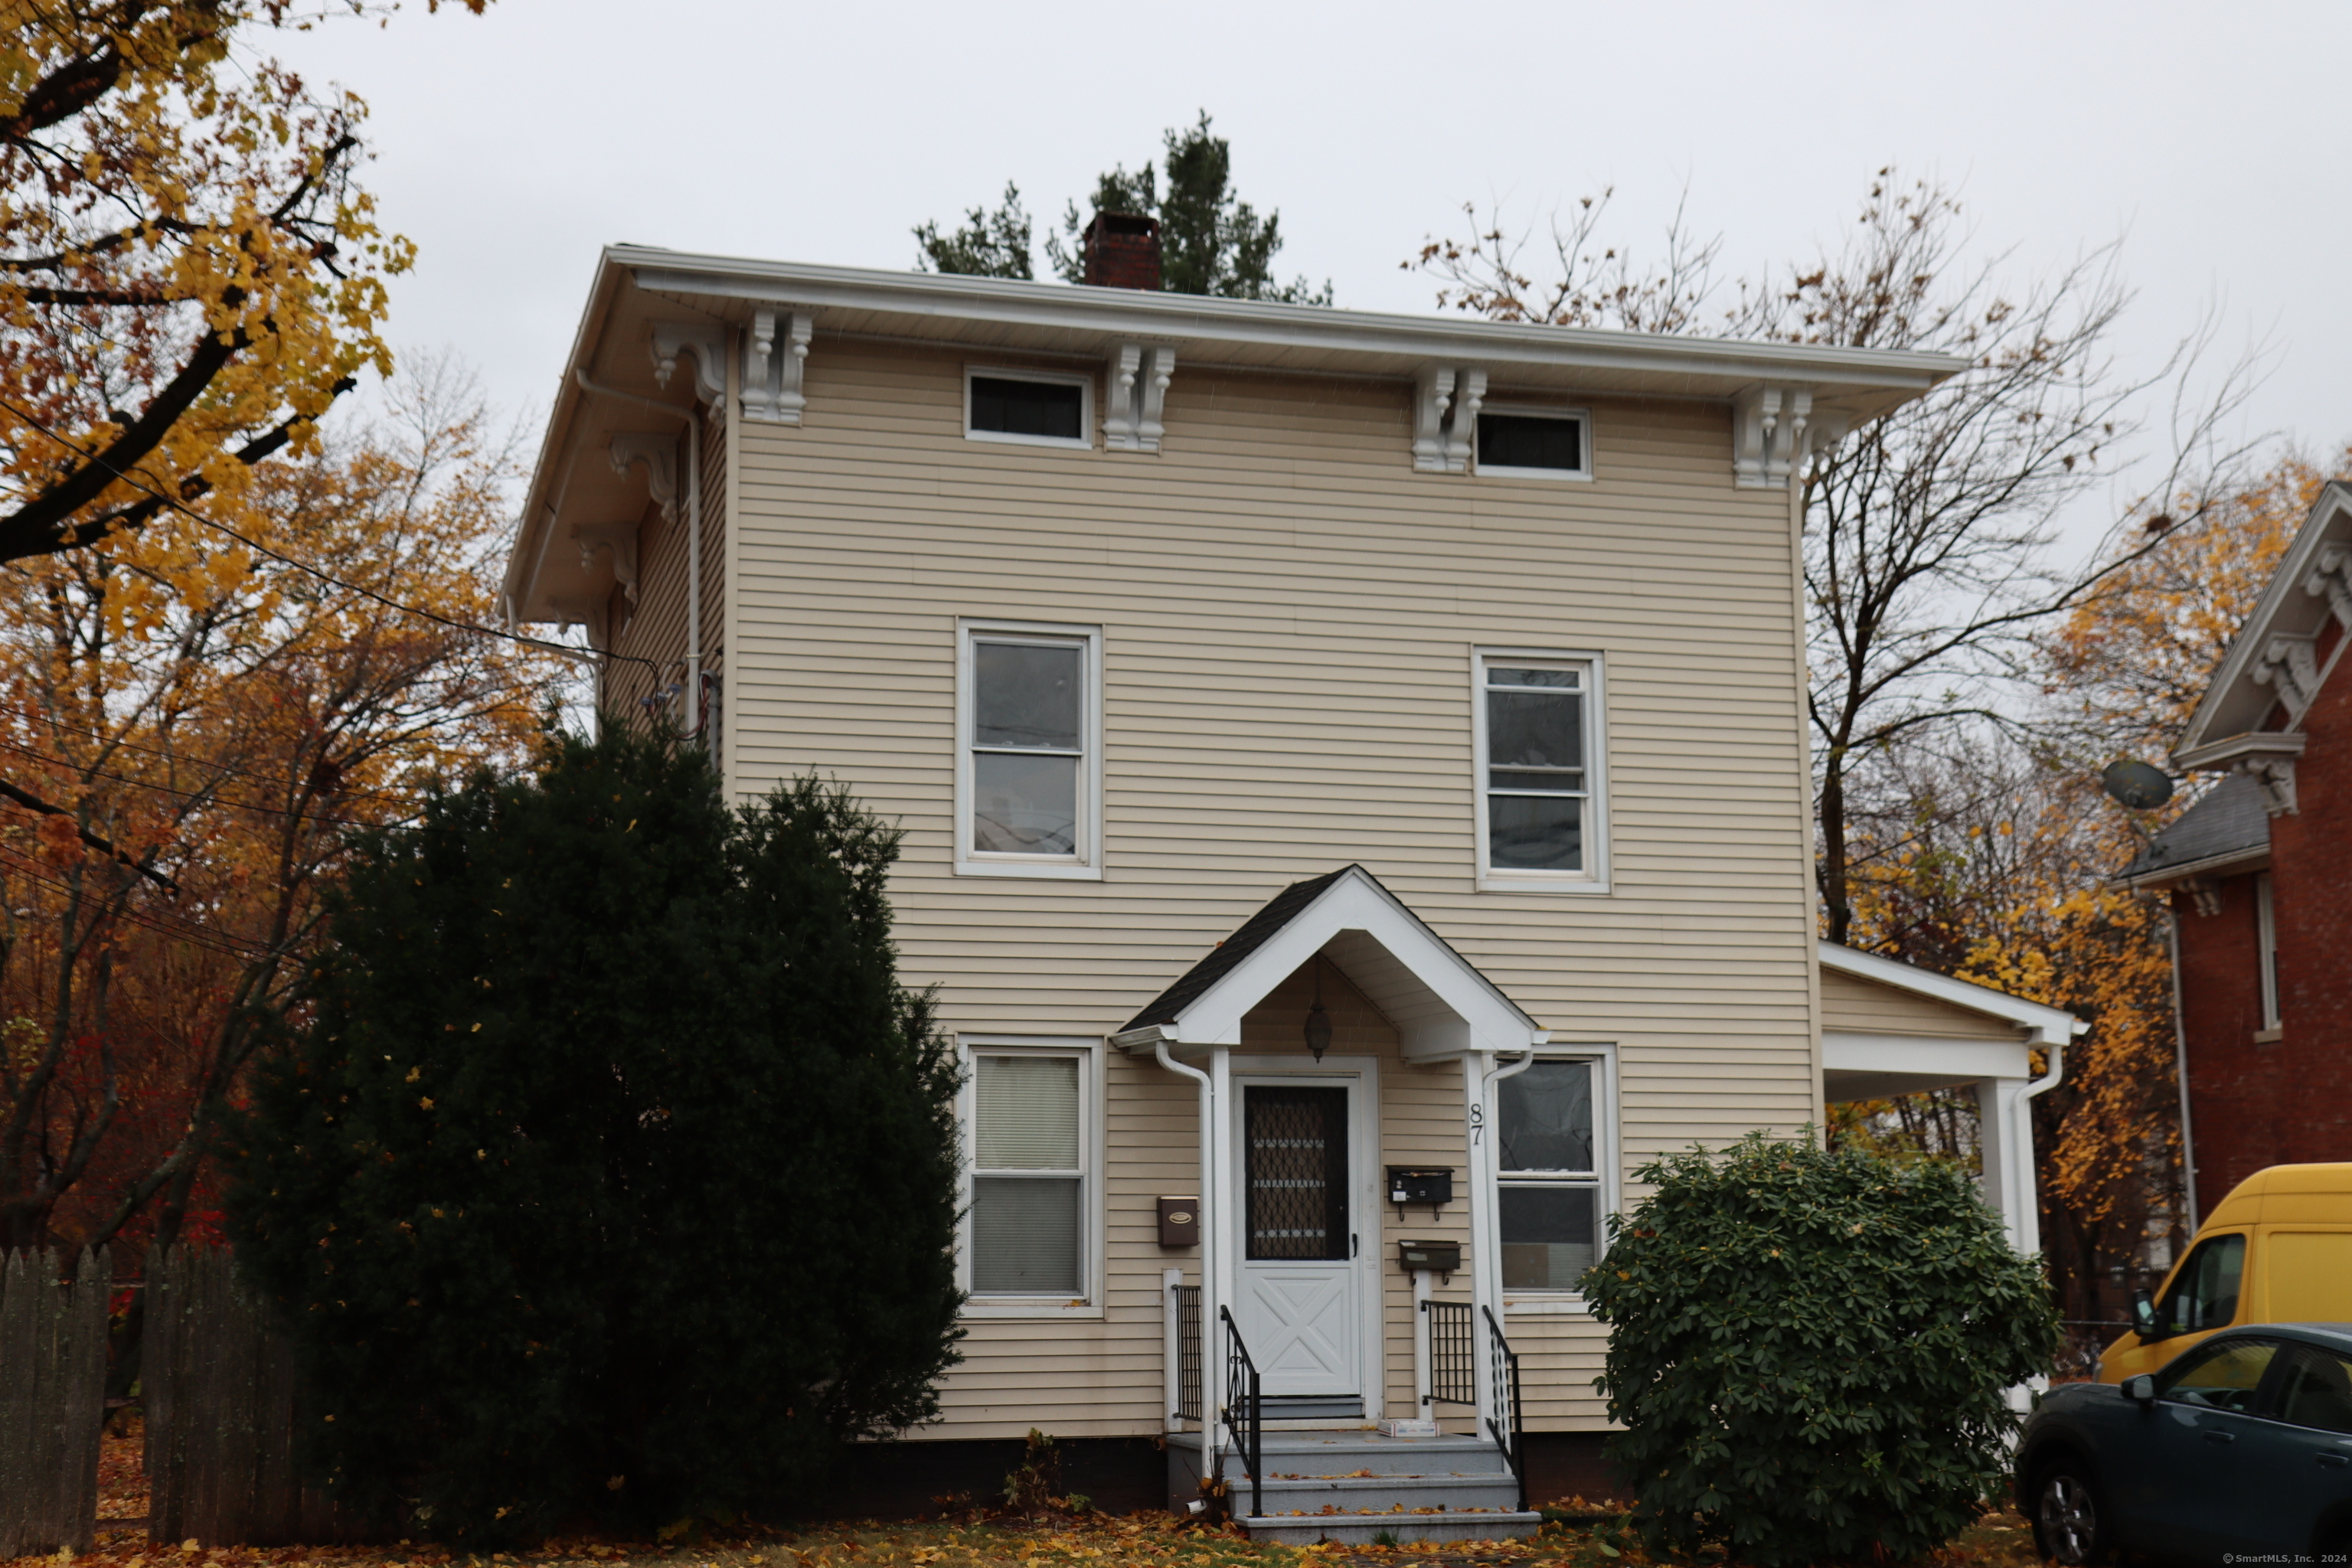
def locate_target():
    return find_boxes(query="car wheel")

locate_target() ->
[2033,1464,2112,1566]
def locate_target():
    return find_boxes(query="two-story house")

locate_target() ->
[2124,481,2352,1227]
[498,230,2073,1539]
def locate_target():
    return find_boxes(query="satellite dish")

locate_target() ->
[2101,759,2174,811]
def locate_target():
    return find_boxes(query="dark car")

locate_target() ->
[2017,1323,2352,1563]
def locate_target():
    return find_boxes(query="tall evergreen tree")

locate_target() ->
[913,181,1034,279]
[913,114,1331,303]
[226,732,963,1542]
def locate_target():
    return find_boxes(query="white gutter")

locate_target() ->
[2164,911,2200,1232]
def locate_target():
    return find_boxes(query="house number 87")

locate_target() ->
[1469,1103,1485,1145]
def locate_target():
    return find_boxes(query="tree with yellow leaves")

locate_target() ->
[0,0,485,567]
[0,361,566,1285]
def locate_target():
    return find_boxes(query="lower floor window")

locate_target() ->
[1498,1184,1597,1290]
[1496,1055,1606,1292]
[969,1049,1087,1298]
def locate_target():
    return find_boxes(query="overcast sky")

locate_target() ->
[276,0,2350,555]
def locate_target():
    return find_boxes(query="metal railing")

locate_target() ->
[1220,1305,1263,1518]
[1482,1305,1526,1512]
[1174,1284,1203,1421]
[1421,1298,1475,1405]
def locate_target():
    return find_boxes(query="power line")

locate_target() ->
[0,854,274,962]
[0,736,414,831]
[0,701,433,808]
[0,393,658,675]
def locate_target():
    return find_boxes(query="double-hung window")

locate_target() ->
[956,621,1102,878]
[1495,1056,1610,1299]
[1473,651,1607,890]
[965,1043,1096,1309]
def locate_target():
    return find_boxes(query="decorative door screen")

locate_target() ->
[1244,1086,1350,1260]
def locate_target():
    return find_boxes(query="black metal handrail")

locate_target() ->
[1482,1304,1525,1513]
[1220,1305,1263,1518]
[1174,1284,1203,1420]
[1420,1298,1475,1405]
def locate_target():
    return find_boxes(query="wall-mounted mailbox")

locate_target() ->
[1387,1166,1453,1213]
[1157,1196,1199,1249]
[1397,1239,1462,1275]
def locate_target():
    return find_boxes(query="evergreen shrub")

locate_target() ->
[227,732,964,1542]
[1580,1132,2059,1564]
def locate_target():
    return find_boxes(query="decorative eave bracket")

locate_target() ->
[571,523,640,604]
[1413,366,1486,473]
[2177,731,2308,819]
[1103,342,1176,452]
[608,432,680,521]
[550,596,610,655]
[650,322,727,406]
[1733,384,1851,488]
[2253,632,2322,720]
[2305,541,2352,630]
[742,307,815,424]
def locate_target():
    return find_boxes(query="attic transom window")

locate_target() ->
[1475,410,1590,480]
[966,368,1091,449]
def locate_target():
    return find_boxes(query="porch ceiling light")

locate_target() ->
[1304,956,1333,1061]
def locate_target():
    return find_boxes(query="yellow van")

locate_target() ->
[2101,1162,2352,1383]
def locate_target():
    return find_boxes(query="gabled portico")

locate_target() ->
[1110,866,1547,1525]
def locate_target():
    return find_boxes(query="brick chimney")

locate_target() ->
[1082,212,1161,291]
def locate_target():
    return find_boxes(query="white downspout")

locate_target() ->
[2165,909,2200,1234]
[1155,1040,1215,1483]
[1470,1049,1535,1429]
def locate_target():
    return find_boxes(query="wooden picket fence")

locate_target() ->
[145,1245,363,1546]
[0,1246,109,1558]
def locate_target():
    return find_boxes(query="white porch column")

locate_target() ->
[1976,1076,2041,1255]
[1208,1044,1233,1449]
[1464,1053,1498,1423]
[1412,1266,1434,1410]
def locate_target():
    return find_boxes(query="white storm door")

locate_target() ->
[1232,1079,1362,1398]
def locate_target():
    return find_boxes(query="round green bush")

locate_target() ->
[1580,1131,2059,1564]
[226,732,965,1543]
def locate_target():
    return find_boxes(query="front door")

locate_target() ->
[1232,1080,1362,1400]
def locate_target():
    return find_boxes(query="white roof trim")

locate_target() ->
[1818,941,2084,1046]
[616,247,1966,391]
[1114,867,1546,1063]
[2177,482,2352,763]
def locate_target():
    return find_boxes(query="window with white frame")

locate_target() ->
[957,621,1102,877]
[1496,1057,1604,1292]
[965,367,1092,449]
[1474,652,1605,888]
[2258,871,2281,1031]
[966,1047,1090,1299]
[1475,409,1589,480]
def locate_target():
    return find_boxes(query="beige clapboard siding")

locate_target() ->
[713,338,1818,1437]
[596,418,729,730]
[1818,967,2024,1042]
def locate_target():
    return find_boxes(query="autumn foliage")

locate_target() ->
[0,366,564,1268]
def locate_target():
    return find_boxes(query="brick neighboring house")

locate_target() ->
[2123,480,2352,1225]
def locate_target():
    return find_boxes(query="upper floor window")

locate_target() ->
[2257,871,2281,1031]
[1473,650,1609,891]
[956,620,1102,879]
[1475,409,1590,480]
[966,367,1091,449]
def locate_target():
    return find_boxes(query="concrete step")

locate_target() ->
[1224,1430,1510,1477]
[1246,1472,1521,1514]
[1238,1508,1544,1546]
